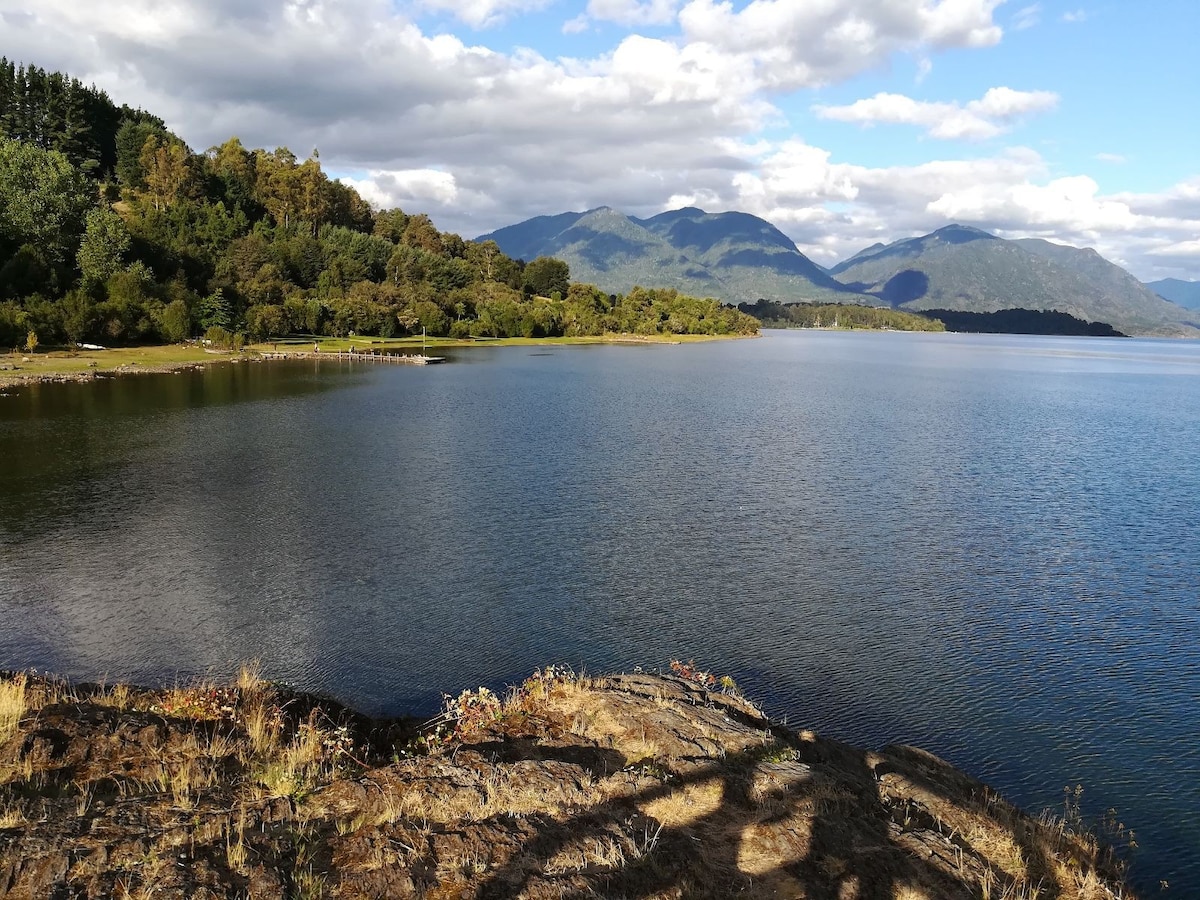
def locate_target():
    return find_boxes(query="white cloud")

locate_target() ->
[705,142,1200,280]
[1095,153,1126,164]
[676,0,1005,90]
[1012,4,1040,30]
[586,0,680,26]
[562,12,590,32]
[340,169,461,209]
[1061,9,1087,23]
[815,87,1059,141]
[2,0,1198,280]
[416,0,553,28]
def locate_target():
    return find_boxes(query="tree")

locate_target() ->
[0,137,94,264]
[139,134,192,210]
[196,289,232,331]
[60,289,97,344]
[114,119,164,190]
[523,256,570,298]
[158,298,190,342]
[77,207,130,286]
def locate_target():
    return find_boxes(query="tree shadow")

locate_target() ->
[469,698,1029,899]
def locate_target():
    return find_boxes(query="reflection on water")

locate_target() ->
[1,332,1198,893]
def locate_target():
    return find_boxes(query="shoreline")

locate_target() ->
[0,331,755,392]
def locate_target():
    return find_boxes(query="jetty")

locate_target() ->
[259,350,445,365]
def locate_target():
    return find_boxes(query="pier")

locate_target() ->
[258,350,445,365]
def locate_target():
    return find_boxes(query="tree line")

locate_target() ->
[0,59,758,350]
[737,300,946,332]
[918,308,1124,336]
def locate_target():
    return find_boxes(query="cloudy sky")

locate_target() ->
[3,0,1198,279]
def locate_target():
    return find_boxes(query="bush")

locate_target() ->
[204,325,234,349]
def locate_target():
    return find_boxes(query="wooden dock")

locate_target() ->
[259,350,445,365]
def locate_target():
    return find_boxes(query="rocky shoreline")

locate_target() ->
[0,667,1133,899]
[0,357,218,391]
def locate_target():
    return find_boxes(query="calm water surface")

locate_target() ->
[1,330,1198,892]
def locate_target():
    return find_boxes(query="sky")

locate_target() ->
[2,0,1198,280]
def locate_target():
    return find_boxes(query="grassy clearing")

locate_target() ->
[0,331,750,387]
[0,343,223,386]
[251,331,743,354]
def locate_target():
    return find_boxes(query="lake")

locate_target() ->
[1,330,1197,893]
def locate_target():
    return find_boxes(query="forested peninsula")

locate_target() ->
[738,300,946,332]
[0,58,758,353]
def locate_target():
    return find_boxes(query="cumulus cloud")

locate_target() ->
[814,87,1059,140]
[716,144,1200,279]
[1,0,1197,278]
[676,0,1005,90]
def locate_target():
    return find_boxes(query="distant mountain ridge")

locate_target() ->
[478,207,860,304]
[831,227,1197,337]
[481,207,1199,336]
[1146,278,1200,310]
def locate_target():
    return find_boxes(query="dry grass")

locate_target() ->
[236,660,265,694]
[255,721,327,799]
[0,753,35,787]
[373,786,409,827]
[0,672,28,743]
[115,852,169,900]
[640,777,724,828]
[91,681,135,711]
[225,806,250,875]
[544,834,630,874]
[0,803,25,828]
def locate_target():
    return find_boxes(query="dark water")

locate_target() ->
[1,331,1198,892]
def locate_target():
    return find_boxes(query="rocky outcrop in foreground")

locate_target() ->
[0,666,1132,899]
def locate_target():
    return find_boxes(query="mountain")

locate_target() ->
[479,207,862,304]
[831,226,1198,336]
[1146,278,1200,310]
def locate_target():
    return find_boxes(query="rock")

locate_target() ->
[0,669,1136,899]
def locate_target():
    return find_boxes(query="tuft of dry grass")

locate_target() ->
[0,672,28,743]
[0,803,25,828]
[91,681,135,711]
[544,835,630,875]
[255,720,328,800]
[640,778,725,828]
[225,805,250,875]
[237,660,265,694]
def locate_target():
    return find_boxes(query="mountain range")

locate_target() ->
[478,206,860,305]
[1146,278,1200,310]
[480,209,1198,337]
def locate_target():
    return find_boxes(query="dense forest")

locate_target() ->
[0,59,758,349]
[738,300,946,332]
[918,308,1125,336]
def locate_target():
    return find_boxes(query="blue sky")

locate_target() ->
[2,0,1197,279]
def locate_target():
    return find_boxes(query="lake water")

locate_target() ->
[1,330,1198,893]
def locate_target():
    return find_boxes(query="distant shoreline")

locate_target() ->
[0,332,754,392]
